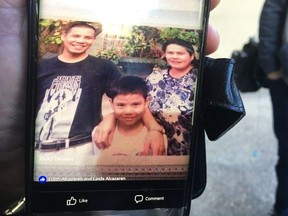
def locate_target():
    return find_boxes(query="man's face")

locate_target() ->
[61,26,95,55]
[164,44,194,71]
[110,94,148,128]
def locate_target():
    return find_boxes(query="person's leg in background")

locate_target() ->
[269,79,288,216]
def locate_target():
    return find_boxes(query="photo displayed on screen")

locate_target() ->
[33,0,206,183]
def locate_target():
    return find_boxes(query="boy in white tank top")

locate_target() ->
[94,76,167,157]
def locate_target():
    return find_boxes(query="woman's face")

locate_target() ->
[164,44,195,71]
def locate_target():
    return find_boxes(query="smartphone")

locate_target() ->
[26,0,210,215]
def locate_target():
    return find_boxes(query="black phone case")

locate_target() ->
[25,0,211,215]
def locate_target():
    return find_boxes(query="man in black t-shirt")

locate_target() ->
[35,21,165,156]
[35,21,121,154]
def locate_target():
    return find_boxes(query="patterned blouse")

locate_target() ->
[146,68,197,155]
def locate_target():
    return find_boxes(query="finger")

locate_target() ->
[100,131,110,148]
[152,147,161,156]
[210,0,220,11]
[151,144,165,156]
[160,147,166,155]
[142,142,150,156]
[93,129,103,148]
[94,129,108,149]
[159,146,166,156]
[205,24,220,55]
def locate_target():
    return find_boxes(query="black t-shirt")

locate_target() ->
[35,55,121,141]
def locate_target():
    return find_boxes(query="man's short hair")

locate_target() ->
[65,21,97,37]
[107,76,148,100]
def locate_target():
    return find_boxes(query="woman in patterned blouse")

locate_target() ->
[146,38,198,155]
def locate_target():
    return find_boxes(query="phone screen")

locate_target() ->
[26,0,209,214]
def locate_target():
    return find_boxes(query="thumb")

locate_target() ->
[142,141,151,156]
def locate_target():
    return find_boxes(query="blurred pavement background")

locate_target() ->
[190,0,278,215]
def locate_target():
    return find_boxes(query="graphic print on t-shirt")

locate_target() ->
[35,75,82,142]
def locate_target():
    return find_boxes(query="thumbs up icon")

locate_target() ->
[66,197,77,206]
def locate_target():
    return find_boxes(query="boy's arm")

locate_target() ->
[142,108,166,155]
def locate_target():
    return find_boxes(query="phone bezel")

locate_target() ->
[25,0,210,214]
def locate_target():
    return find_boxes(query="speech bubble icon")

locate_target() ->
[134,195,144,204]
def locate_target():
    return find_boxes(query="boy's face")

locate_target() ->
[61,26,95,56]
[110,94,148,128]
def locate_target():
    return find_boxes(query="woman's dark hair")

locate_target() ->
[107,76,148,100]
[162,38,195,56]
[162,38,198,66]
